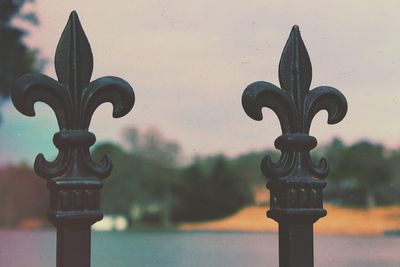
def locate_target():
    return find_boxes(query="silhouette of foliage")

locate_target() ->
[2,135,400,229]
[325,139,397,208]
[171,156,253,222]
[0,0,42,101]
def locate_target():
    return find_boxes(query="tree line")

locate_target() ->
[0,127,400,228]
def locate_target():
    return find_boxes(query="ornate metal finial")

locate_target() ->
[11,11,135,228]
[242,26,347,223]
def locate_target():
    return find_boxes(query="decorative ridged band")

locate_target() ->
[274,134,317,151]
[53,130,96,149]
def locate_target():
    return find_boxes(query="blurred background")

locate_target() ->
[0,0,399,266]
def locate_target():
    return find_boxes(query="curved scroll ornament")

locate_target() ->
[242,26,347,222]
[12,11,134,179]
[11,11,135,227]
[242,26,347,180]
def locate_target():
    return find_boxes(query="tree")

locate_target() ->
[330,141,394,208]
[210,157,253,215]
[0,0,42,101]
[382,150,400,205]
[323,138,349,204]
[92,141,180,227]
[171,163,211,221]
[230,150,280,185]
[171,156,253,222]
[124,126,181,167]
[324,138,346,179]
[92,142,132,215]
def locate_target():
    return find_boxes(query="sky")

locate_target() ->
[1,0,400,165]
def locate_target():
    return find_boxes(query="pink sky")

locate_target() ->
[1,0,400,164]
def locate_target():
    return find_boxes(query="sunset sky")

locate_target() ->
[1,0,400,164]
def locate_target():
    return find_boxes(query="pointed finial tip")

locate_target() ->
[69,10,79,21]
[291,25,300,34]
[288,25,301,40]
[65,10,84,30]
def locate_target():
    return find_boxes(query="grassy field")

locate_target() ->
[180,204,400,235]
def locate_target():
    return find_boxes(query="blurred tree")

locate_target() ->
[383,150,400,205]
[324,138,346,179]
[211,156,253,215]
[330,141,394,208]
[124,127,181,166]
[93,141,180,227]
[172,156,253,222]
[171,163,211,221]
[0,0,42,102]
[324,138,349,204]
[92,143,132,215]
[230,150,280,185]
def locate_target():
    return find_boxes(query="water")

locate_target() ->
[0,230,399,267]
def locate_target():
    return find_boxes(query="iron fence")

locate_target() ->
[9,11,347,267]
[242,25,347,266]
[12,11,135,267]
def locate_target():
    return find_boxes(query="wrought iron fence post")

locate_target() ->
[11,11,135,267]
[242,26,347,267]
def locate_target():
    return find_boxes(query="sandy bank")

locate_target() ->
[179,204,400,235]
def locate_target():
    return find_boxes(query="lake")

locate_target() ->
[0,230,399,266]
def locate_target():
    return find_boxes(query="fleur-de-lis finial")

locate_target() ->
[242,26,347,223]
[11,11,135,228]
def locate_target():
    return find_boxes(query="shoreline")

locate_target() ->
[179,204,400,236]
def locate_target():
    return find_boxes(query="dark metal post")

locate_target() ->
[11,11,135,267]
[242,26,347,267]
